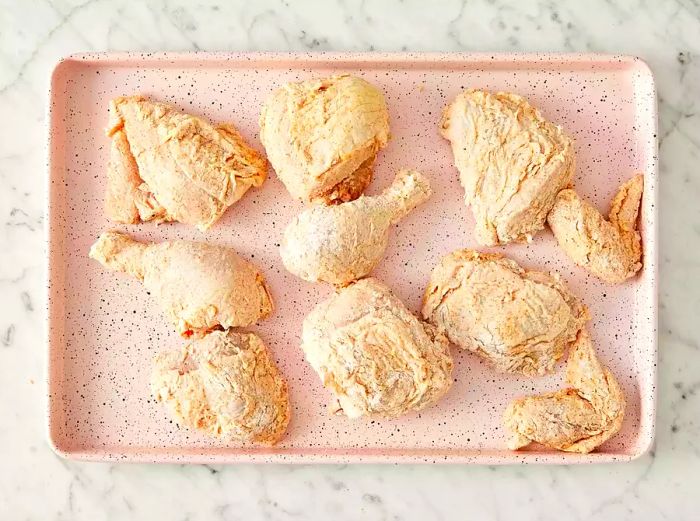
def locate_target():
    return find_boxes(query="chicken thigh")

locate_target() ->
[422,250,588,376]
[89,231,272,337]
[440,89,574,245]
[301,278,453,419]
[503,329,625,453]
[259,74,390,204]
[547,175,644,284]
[280,169,431,286]
[151,329,290,444]
[106,96,267,230]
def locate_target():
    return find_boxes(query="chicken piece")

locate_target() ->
[151,329,290,444]
[440,89,575,245]
[422,250,589,376]
[503,329,625,453]
[280,169,431,286]
[105,95,267,230]
[89,231,272,337]
[259,74,390,204]
[301,278,453,419]
[547,175,644,284]
[105,128,168,223]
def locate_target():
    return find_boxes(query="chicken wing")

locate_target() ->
[503,329,625,453]
[280,169,431,286]
[151,329,290,444]
[89,231,272,337]
[422,250,589,376]
[440,89,574,245]
[106,96,267,230]
[301,278,453,419]
[547,175,644,284]
[259,74,390,204]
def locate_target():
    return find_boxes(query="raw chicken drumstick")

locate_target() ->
[301,278,453,419]
[106,95,267,230]
[440,89,574,245]
[89,231,272,337]
[503,329,625,453]
[547,174,644,284]
[422,250,589,376]
[152,329,290,444]
[280,169,431,286]
[259,74,390,204]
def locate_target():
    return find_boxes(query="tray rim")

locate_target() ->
[46,51,658,465]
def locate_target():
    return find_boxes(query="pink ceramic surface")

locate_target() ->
[47,52,657,464]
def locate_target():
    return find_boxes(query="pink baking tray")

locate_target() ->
[47,52,657,464]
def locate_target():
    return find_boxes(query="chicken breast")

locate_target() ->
[440,89,575,245]
[301,278,453,419]
[503,329,625,453]
[259,74,390,204]
[280,169,431,286]
[106,95,267,230]
[547,175,644,284]
[151,329,290,444]
[89,231,272,337]
[422,250,589,376]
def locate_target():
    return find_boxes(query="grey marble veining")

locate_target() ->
[1,0,698,519]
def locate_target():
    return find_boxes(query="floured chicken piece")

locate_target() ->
[259,74,390,204]
[89,231,272,337]
[280,169,431,286]
[548,175,644,284]
[105,95,267,230]
[152,329,290,444]
[422,250,589,376]
[301,278,453,419]
[503,329,625,453]
[440,89,575,245]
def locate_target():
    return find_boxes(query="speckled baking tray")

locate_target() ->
[47,52,657,464]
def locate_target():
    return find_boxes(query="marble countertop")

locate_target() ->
[1,0,698,519]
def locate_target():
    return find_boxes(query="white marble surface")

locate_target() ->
[1,0,698,518]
